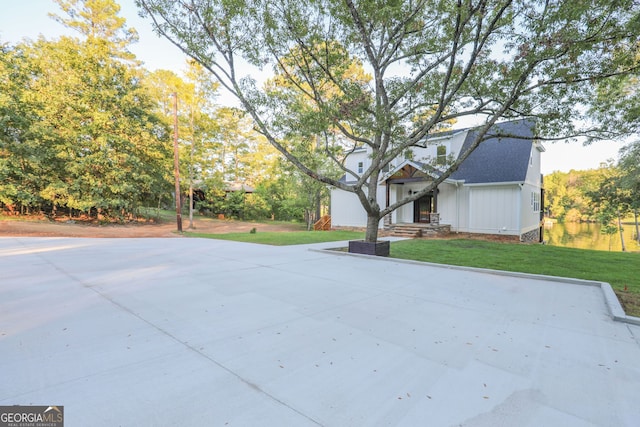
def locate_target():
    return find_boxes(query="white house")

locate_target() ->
[330,119,545,242]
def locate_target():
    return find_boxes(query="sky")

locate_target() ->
[0,0,629,175]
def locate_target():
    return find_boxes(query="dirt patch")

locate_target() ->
[0,216,304,238]
[615,291,640,318]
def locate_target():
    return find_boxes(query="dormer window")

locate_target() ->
[357,161,363,174]
[437,145,447,165]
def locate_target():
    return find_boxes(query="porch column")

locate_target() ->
[384,180,391,228]
[386,180,389,209]
[433,186,438,212]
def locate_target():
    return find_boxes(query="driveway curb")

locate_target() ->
[313,247,640,326]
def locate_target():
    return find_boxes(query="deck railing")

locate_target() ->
[314,215,331,231]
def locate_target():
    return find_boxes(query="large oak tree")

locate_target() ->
[138,0,640,242]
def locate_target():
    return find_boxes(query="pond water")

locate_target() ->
[543,220,640,252]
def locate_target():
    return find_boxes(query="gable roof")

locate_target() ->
[225,182,255,193]
[450,119,535,184]
[337,119,536,186]
[380,159,462,184]
[380,159,439,181]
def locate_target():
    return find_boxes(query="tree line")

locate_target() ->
[0,0,332,225]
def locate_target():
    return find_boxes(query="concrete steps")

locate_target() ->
[388,223,451,238]
[389,225,424,238]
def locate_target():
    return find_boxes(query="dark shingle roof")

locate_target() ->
[450,120,535,184]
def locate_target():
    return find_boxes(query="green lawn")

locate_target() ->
[136,207,177,222]
[0,213,44,222]
[391,239,640,317]
[184,230,364,245]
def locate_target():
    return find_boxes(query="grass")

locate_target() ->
[136,208,309,228]
[184,230,364,245]
[137,207,177,222]
[390,239,640,317]
[0,213,37,222]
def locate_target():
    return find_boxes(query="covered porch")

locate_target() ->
[382,161,443,229]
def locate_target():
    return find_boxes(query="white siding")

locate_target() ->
[398,183,419,223]
[524,144,543,186]
[330,189,366,227]
[330,186,386,229]
[410,130,468,165]
[344,150,368,181]
[520,182,541,234]
[436,182,460,229]
[388,184,398,223]
[519,144,543,234]
[448,131,468,158]
[467,185,520,235]
[449,185,471,232]
[395,186,413,223]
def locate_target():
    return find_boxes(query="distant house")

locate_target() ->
[224,182,255,194]
[330,119,545,242]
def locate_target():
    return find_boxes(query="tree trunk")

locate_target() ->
[634,208,639,243]
[306,209,312,231]
[315,190,321,224]
[365,213,380,242]
[617,209,626,252]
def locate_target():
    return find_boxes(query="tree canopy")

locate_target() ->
[0,0,171,218]
[50,0,139,57]
[1,0,341,224]
[138,0,640,242]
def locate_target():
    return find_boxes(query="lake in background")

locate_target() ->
[544,221,640,252]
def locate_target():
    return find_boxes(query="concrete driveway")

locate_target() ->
[1,237,639,426]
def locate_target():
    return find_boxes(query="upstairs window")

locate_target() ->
[357,161,363,174]
[436,145,447,165]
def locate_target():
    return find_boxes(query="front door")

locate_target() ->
[413,194,433,223]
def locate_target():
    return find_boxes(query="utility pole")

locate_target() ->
[173,92,183,232]
[188,105,194,229]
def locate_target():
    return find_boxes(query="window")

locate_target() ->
[436,145,447,165]
[531,191,540,212]
[357,161,363,174]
